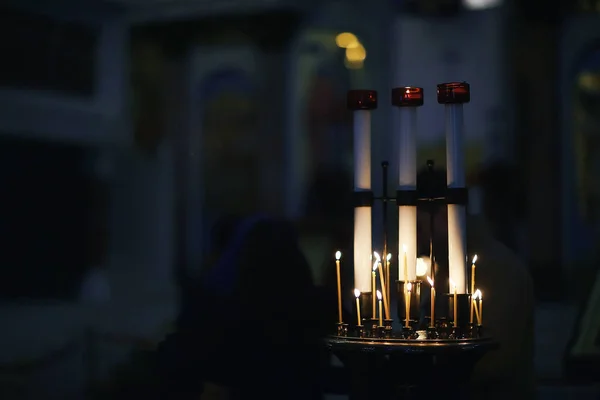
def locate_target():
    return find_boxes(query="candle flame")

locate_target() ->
[427,276,434,286]
[354,288,361,298]
[373,263,378,272]
[450,279,456,289]
[373,251,381,261]
[386,253,392,261]
[472,254,478,264]
[376,290,382,300]
[474,289,482,300]
[406,282,412,292]
[402,244,407,253]
[335,251,341,260]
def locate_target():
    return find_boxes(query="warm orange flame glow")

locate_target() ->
[406,282,412,292]
[376,290,382,300]
[354,288,361,298]
[472,254,478,264]
[335,251,341,260]
[474,289,482,300]
[427,276,434,286]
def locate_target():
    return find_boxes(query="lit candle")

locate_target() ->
[372,264,377,317]
[377,290,383,326]
[405,282,412,327]
[376,257,390,319]
[438,82,470,294]
[335,251,343,324]
[386,253,392,310]
[479,290,483,325]
[450,279,457,327]
[427,276,435,327]
[354,288,362,325]
[470,255,478,294]
[472,289,481,325]
[470,255,477,324]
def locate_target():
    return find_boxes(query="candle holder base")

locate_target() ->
[436,318,452,339]
[426,326,439,339]
[383,319,394,338]
[356,325,365,338]
[336,323,349,337]
[364,318,379,338]
[401,326,416,339]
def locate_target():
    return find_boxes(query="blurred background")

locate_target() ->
[0,0,599,398]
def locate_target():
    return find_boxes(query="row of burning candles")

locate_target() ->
[335,250,484,329]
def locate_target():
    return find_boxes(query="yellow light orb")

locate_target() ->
[346,43,367,62]
[335,32,359,49]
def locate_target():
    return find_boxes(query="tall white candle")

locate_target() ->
[444,98,467,294]
[348,91,377,297]
[353,110,372,190]
[354,208,372,292]
[396,99,418,283]
[352,108,373,293]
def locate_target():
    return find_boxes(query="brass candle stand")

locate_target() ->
[325,86,497,399]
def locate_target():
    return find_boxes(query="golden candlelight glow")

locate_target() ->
[386,253,392,261]
[373,251,381,262]
[472,255,478,264]
[377,290,382,300]
[336,251,342,260]
[354,288,361,298]
[406,282,412,292]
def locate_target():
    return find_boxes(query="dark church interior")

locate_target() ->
[0,0,599,398]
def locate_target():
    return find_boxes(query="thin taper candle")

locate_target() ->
[377,262,390,319]
[386,253,392,310]
[354,289,361,325]
[427,276,435,327]
[470,255,477,323]
[473,289,482,325]
[405,282,412,327]
[377,290,383,326]
[335,251,343,323]
[479,292,483,325]
[451,279,457,327]
[371,268,376,317]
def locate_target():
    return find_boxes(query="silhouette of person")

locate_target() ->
[157,215,326,400]
[416,167,535,399]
